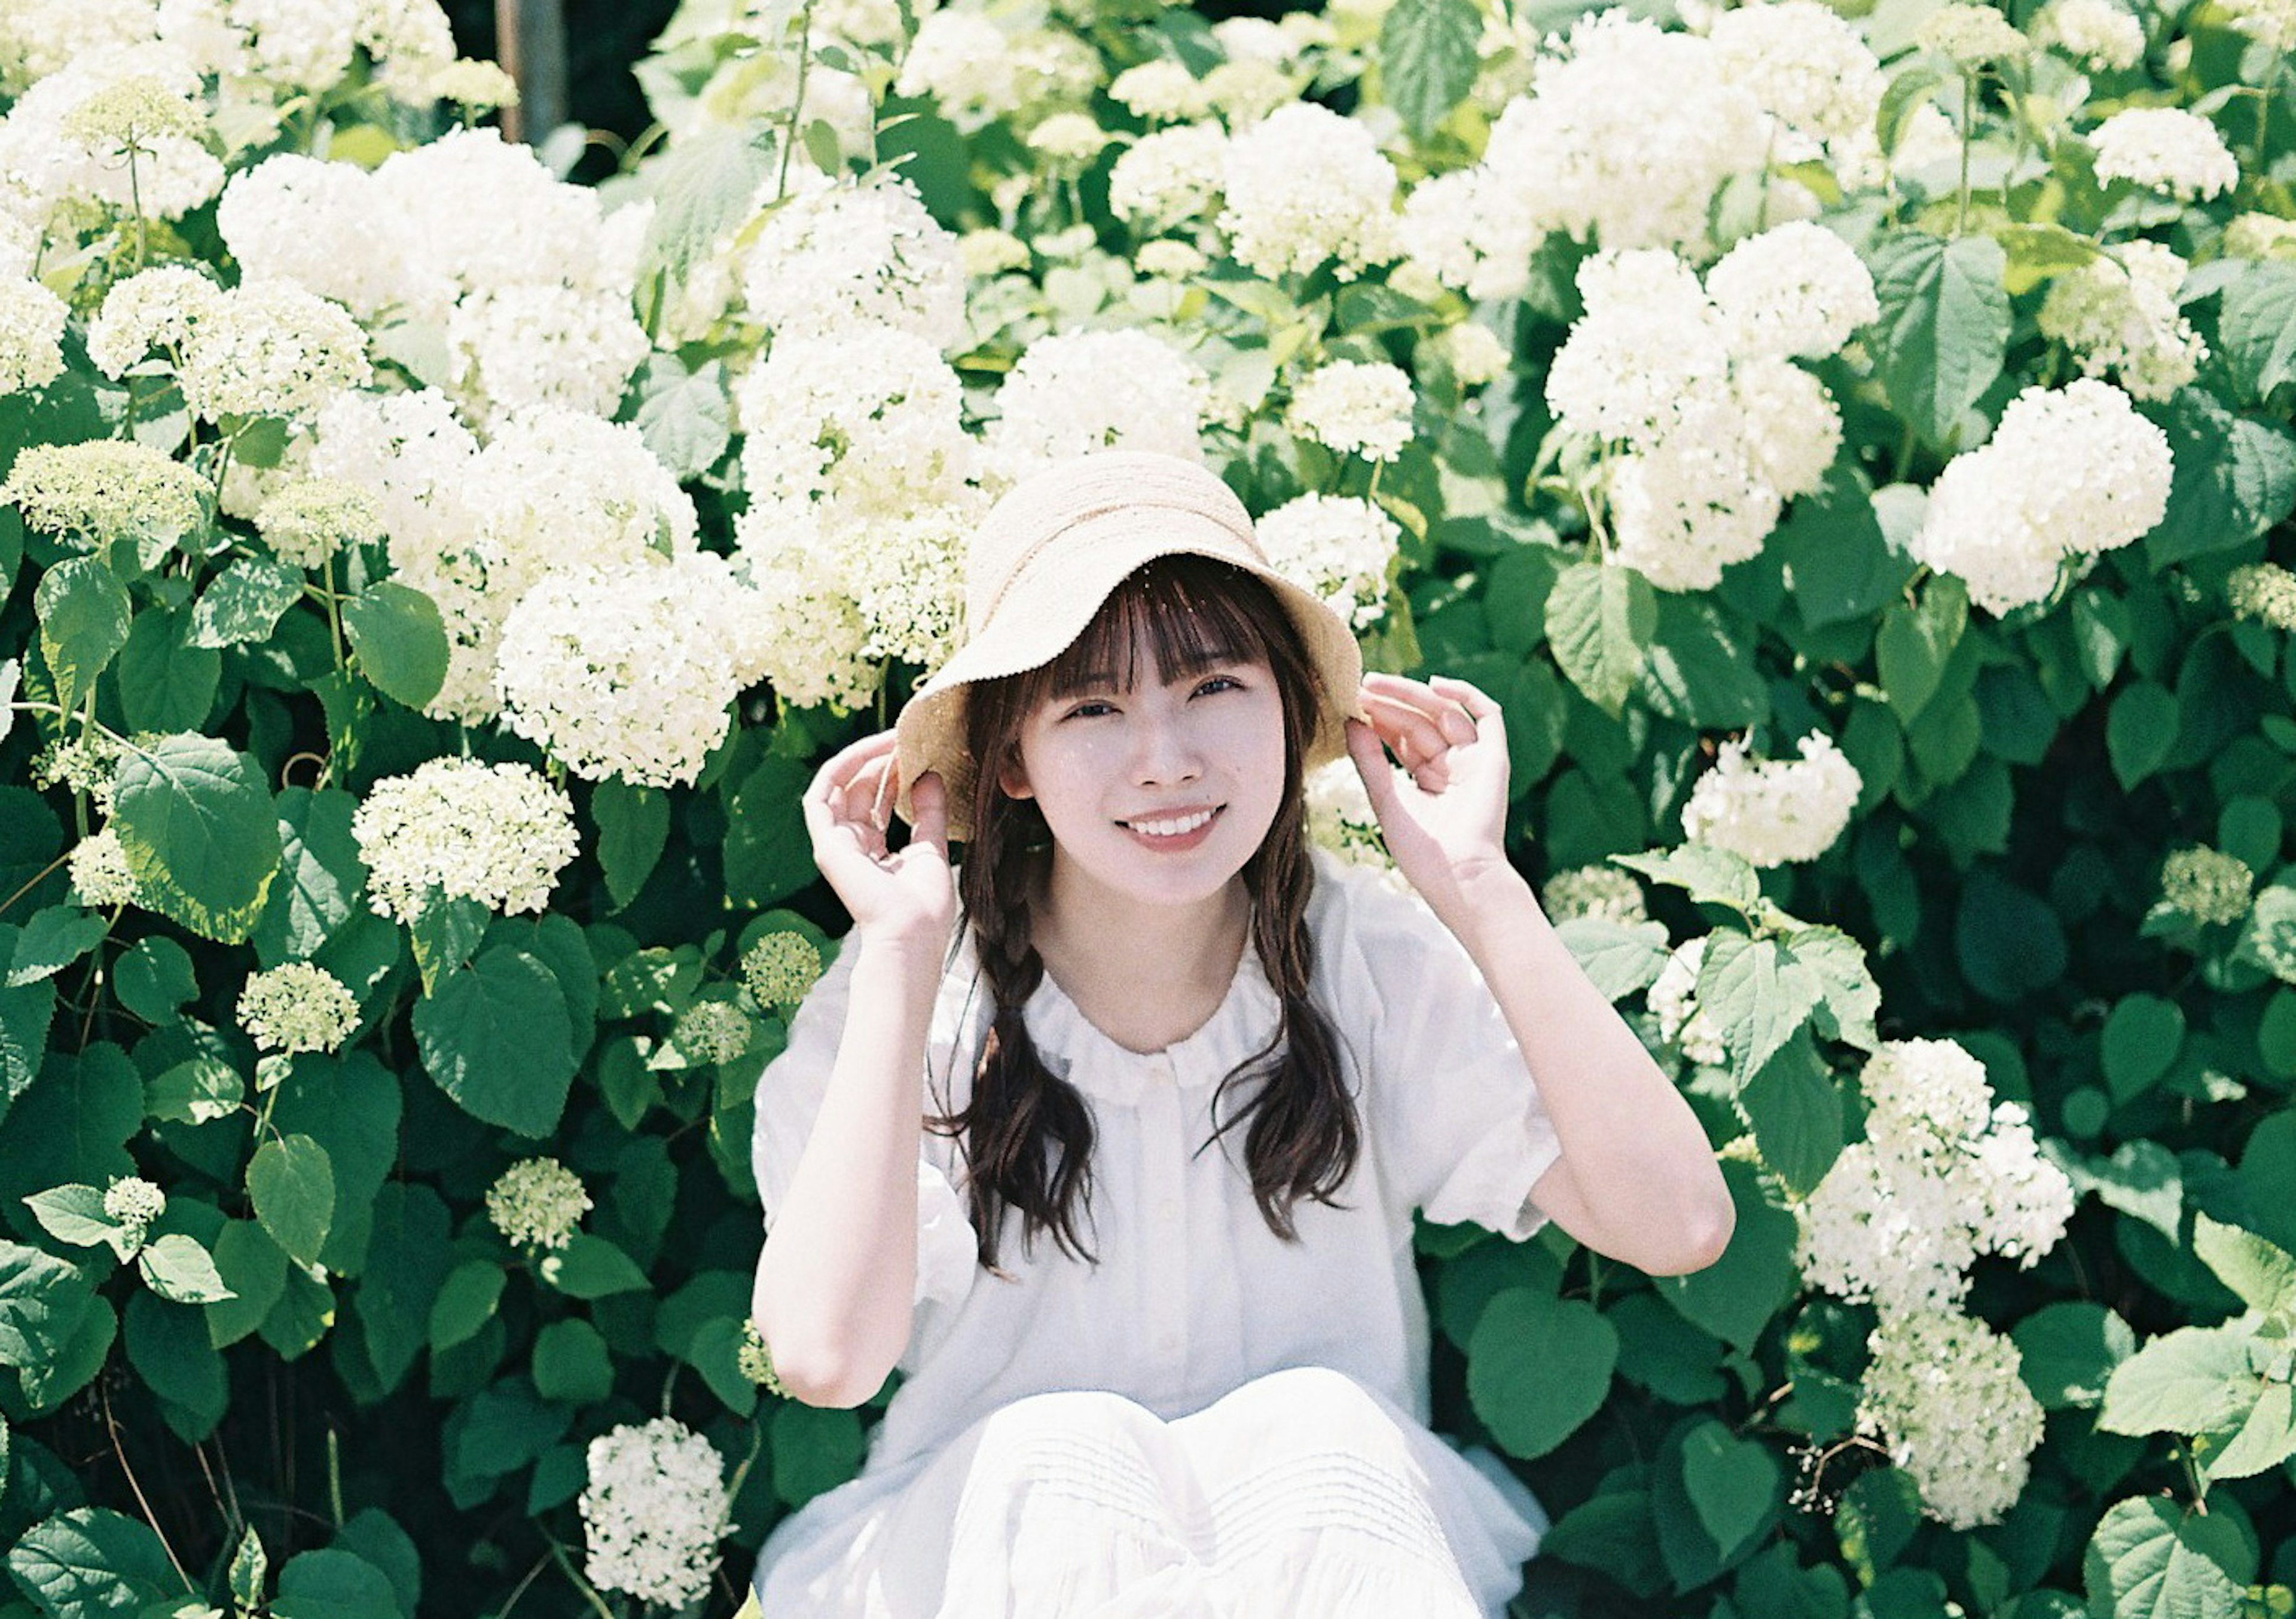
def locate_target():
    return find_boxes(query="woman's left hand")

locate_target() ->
[1347,671,1513,929]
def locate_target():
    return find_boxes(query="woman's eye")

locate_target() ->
[1195,674,1243,697]
[1065,700,1116,719]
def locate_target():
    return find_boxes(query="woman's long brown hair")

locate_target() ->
[931,554,1360,1270]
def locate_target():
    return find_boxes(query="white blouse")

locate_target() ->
[749,851,1564,1608]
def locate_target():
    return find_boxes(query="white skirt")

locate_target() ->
[751,1366,1544,1618]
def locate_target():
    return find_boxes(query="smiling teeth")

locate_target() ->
[1130,810,1215,838]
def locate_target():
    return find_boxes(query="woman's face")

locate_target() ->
[1002,621,1287,915]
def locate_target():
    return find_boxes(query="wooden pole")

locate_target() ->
[493,0,569,146]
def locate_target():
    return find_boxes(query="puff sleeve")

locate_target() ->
[1326,865,1564,1241]
[749,939,981,1314]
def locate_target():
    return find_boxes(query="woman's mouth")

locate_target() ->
[1119,806,1223,848]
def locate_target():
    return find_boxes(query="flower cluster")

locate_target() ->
[350,758,581,924]
[1858,1309,2045,1529]
[1799,1039,2075,1316]
[2159,846,2255,925]
[2,440,208,558]
[579,1418,729,1608]
[236,963,360,1055]
[103,1175,166,1235]
[1681,733,1861,867]
[2036,242,2206,401]
[0,272,67,393]
[742,932,826,1012]
[1650,937,1727,1067]
[1256,494,1400,631]
[1286,361,1415,463]
[2089,107,2239,200]
[2229,563,2296,632]
[1110,123,1229,230]
[738,327,974,523]
[672,1000,754,1065]
[1218,103,1399,280]
[69,830,141,908]
[987,328,1210,479]
[737,1319,789,1396]
[1910,380,2173,614]
[486,1157,591,1250]
[2038,0,2147,69]
[1303,758,1399,885]
[740,176,966,347]
[256,478,384,570]
[1541,866,1648,926]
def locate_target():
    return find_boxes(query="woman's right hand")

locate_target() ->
[801,731,954,948]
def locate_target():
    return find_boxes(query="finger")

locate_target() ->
[909,769,950,855]
[1345,719,1404,818]
[1360,688,1450,768]
[807,729,897,803]
[1428,674,1501,730]
[1364,672,1478,749]
[838,754,896,830]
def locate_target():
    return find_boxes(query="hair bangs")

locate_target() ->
[1038,555,1287,704]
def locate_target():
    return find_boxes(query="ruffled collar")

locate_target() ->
[1021,943,1284,1108]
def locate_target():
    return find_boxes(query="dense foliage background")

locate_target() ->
[1,0,2294,1614]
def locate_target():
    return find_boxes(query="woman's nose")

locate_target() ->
[1129,704,1202,784]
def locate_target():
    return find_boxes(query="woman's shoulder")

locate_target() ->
[1304,847,1448,957]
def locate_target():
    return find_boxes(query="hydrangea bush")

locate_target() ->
[0,0,2291,1612]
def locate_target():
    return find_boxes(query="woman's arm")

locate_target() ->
[752,734,955,1406]
[1349,673,1734,1276]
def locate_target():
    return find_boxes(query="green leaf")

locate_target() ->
[1995,221,2106,295]
[190,557,303,647]
[2102,994,2185,1104]
[1696,933,1824,1087]
[136,1234,234,1306]
[1378,0,1483,139]
[145,1055,241,1126]
[593,779,670,911]
[340,581,448,711]
[531,1318,615,1404]
[1555,918,1672,1003]
[20,1186,126,1256]
[112,607,218,734]
[428,1260,505,1352]
[1656,1160,1797,1351]
[271,1052,399,1276]
[723,754,816,909]
[204,1224,285,1349]
[2106,683,2178,791]
[407,894,488,996]
[1639,597,1767,729]
[1953,871,2066,1003]
[253,789,366,967]
[123,1290,225,1441]
[2203,1379,2296,1481]
[2190,1213,2296,1317]
[627,353,731,481]
[246,1135,333,1268]
[635,122,777,291]
[6,908,106,988]
[1776,466,1912,631]
[1466,1285,1619,1459]
[2012,1301,2135,1410]
[1876,576,1967,723]
[1679,1418,1780,1563]
[2082,1496,2249,1619]
[2146,390,2296,567]
[2217,261,2296,405]
[271,1548,405,1619]
[0,1241,91,1370]
[411,947,576,1137]
[538,1234,648,1299]
[112,937,196,1024]
[1547,562,1656,716]
[228,1527,266,1614]
[1738,1033,1843,1195]
[0,977,57,1126]
[1613,845,1761,914]
[5,1508,179,1617]
[771,1400,860,1508]
[34,557,132,715]
[2098,1326,2257,1437]
[111,735,281,945]
[1866,231,2010,447]
[1542,1489,1668,1599]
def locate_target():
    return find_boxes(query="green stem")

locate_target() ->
[1955,69,1976,237]
[548,1540,621,1619]
[775,0,819,203]
[0,854,70,918]
[125,139,148,272]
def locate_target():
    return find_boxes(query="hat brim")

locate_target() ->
[893,511,1366,841]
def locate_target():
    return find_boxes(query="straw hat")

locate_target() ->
[893,450,1366,839]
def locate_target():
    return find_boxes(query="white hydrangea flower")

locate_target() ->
[1027,111,1110,167]
[86,265,224,377]
[1916,3,2031,63]
[1733,358,1842,501]
[1859,1309,2045,1530]
[728,515,880,711]
[844,500,976,671]
[1200,58,1297,125]
[1304,758,1406,888]
[1219,103,1400,281]
[1428,322,1509,388]
[176,278,372,423]
[987,328,1209,480]
[1396,170,1489,294]
[1608,406,1781,591]
[68,829,141,908]
[216,154,405,319]
[579,1418,728,1609]
[957,228,1031,278]
[352,757,581,923]
[1860,1037,1996,1148]
[894,13,1097,129]
[493,554,753,787]
[486,1157,591,1250]
[741,931,826,1010]
[2213,0,2296,52]
[256,477,384,569]
[1681,732,1860,866]
[0,274,68,394]
[445,282,651,423]
[1107,121,1229,228]
[1705,1,1884,160]
[1137,240,1209,281]
[1909,379,2173,615]
[2225,212,2296,259]
[2038,0,2146,69]
[1110,59,1210,123]
[1478,14,1769,253]
[2090,107,2239,200]
[741,176,964,348]
[1541,865,1648,925]
[1649,937,1727,1066]
[237,961,359,1055]
[1546,250,1733,450]
[1703,221,1879,362]
[0,0,155,93]
[2036,240,2206,402]
[1287,361,1415,463]
[1256,493,1400,631]
[103,1175,167,1232]
[738,326,975,526]
[0,42,226,221]
[1962,1103,2078,1263]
